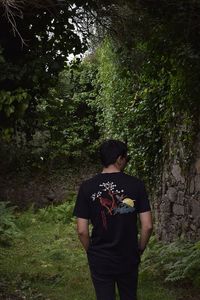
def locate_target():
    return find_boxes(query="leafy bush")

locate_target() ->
[0,201,21,246]
[37,198,75,224]
[0,197,76,246]
[16,204,37,230]
[37,61,100,163]
[141,236,200,289]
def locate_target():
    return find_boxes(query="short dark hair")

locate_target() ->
[99,139,128,167]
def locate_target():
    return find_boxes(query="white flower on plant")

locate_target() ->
[97,191,102,197]
[91,193,96,201]
[91,191,102,201]
[99,181,116,191]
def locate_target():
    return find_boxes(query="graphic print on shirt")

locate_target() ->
[91,181,136,229]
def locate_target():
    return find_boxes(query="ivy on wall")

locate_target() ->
[92,34,200,188]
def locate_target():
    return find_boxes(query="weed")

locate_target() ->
[0,202,199,299]
[37,200,75,224]
[0,201,21,246]
[140,236,200,289]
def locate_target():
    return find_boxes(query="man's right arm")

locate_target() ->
[76,218,90,252]
[138,211,153,254]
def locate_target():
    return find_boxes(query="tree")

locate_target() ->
[37,60,100,162]
[0,1,99,139]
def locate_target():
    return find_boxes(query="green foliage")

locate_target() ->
[93,38,133,140]
[0,89,29,117]
[0,205,93,299]
[1,0,200,189]
[16,205,38,229]
[37,61,100,161]
[141,236,200,289]
[37,200,75,224]
[0,205,197,299]
[0,59,100,170]
[0,202,21,246]
[93,24,200,186]
[94,38,164,184]
[0,2,93,140]
[1,195,76,245]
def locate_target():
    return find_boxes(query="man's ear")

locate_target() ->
[116,155,123,165]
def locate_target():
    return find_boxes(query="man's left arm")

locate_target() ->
[138,211,153,255]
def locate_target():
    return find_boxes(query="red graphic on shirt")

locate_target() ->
[99,191,117,215]
[101,210,107,229]
[99,194,115,229]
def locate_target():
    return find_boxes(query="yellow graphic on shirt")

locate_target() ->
[122,198,135,207]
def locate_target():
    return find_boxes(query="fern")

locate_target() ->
[37,198,75,224]
[0,201,21,246]
[141,237,200,288]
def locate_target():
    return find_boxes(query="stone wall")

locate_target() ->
[0,163,99,209]
[153,127,200,242]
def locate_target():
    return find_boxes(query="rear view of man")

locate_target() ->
[73,139,153,300]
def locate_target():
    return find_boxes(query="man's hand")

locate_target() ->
[138,211,153,254]
[76,218,90,252]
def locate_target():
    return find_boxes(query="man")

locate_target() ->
[73,139,153,300]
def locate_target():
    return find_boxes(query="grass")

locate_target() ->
[0,205,199,300]
[0,216,95,300]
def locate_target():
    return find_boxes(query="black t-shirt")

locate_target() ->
[73,171,151,274]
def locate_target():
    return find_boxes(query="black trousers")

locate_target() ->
[90,266,139,300]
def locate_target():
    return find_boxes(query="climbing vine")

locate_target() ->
[93,34,200,188]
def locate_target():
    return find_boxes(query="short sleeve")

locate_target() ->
[73,183,90,219]
[137,180,151,213]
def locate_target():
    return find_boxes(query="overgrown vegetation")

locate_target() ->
[53,27,199,186]
[141,237,200,289]
[1,1,200,188]
[0,202,21,246]
[0,201,199,299]
[37,61,100,161]
[1,2,200,297]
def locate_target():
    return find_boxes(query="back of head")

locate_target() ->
[99,139,127,167]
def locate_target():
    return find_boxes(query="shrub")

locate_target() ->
[141,236,200,289]
[16,204,37,230]
[37,197,75,224]
[0,201,21,246]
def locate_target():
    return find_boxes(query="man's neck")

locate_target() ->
[101,165,121,174]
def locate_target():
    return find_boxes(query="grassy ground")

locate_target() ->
[0,208,199,300]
